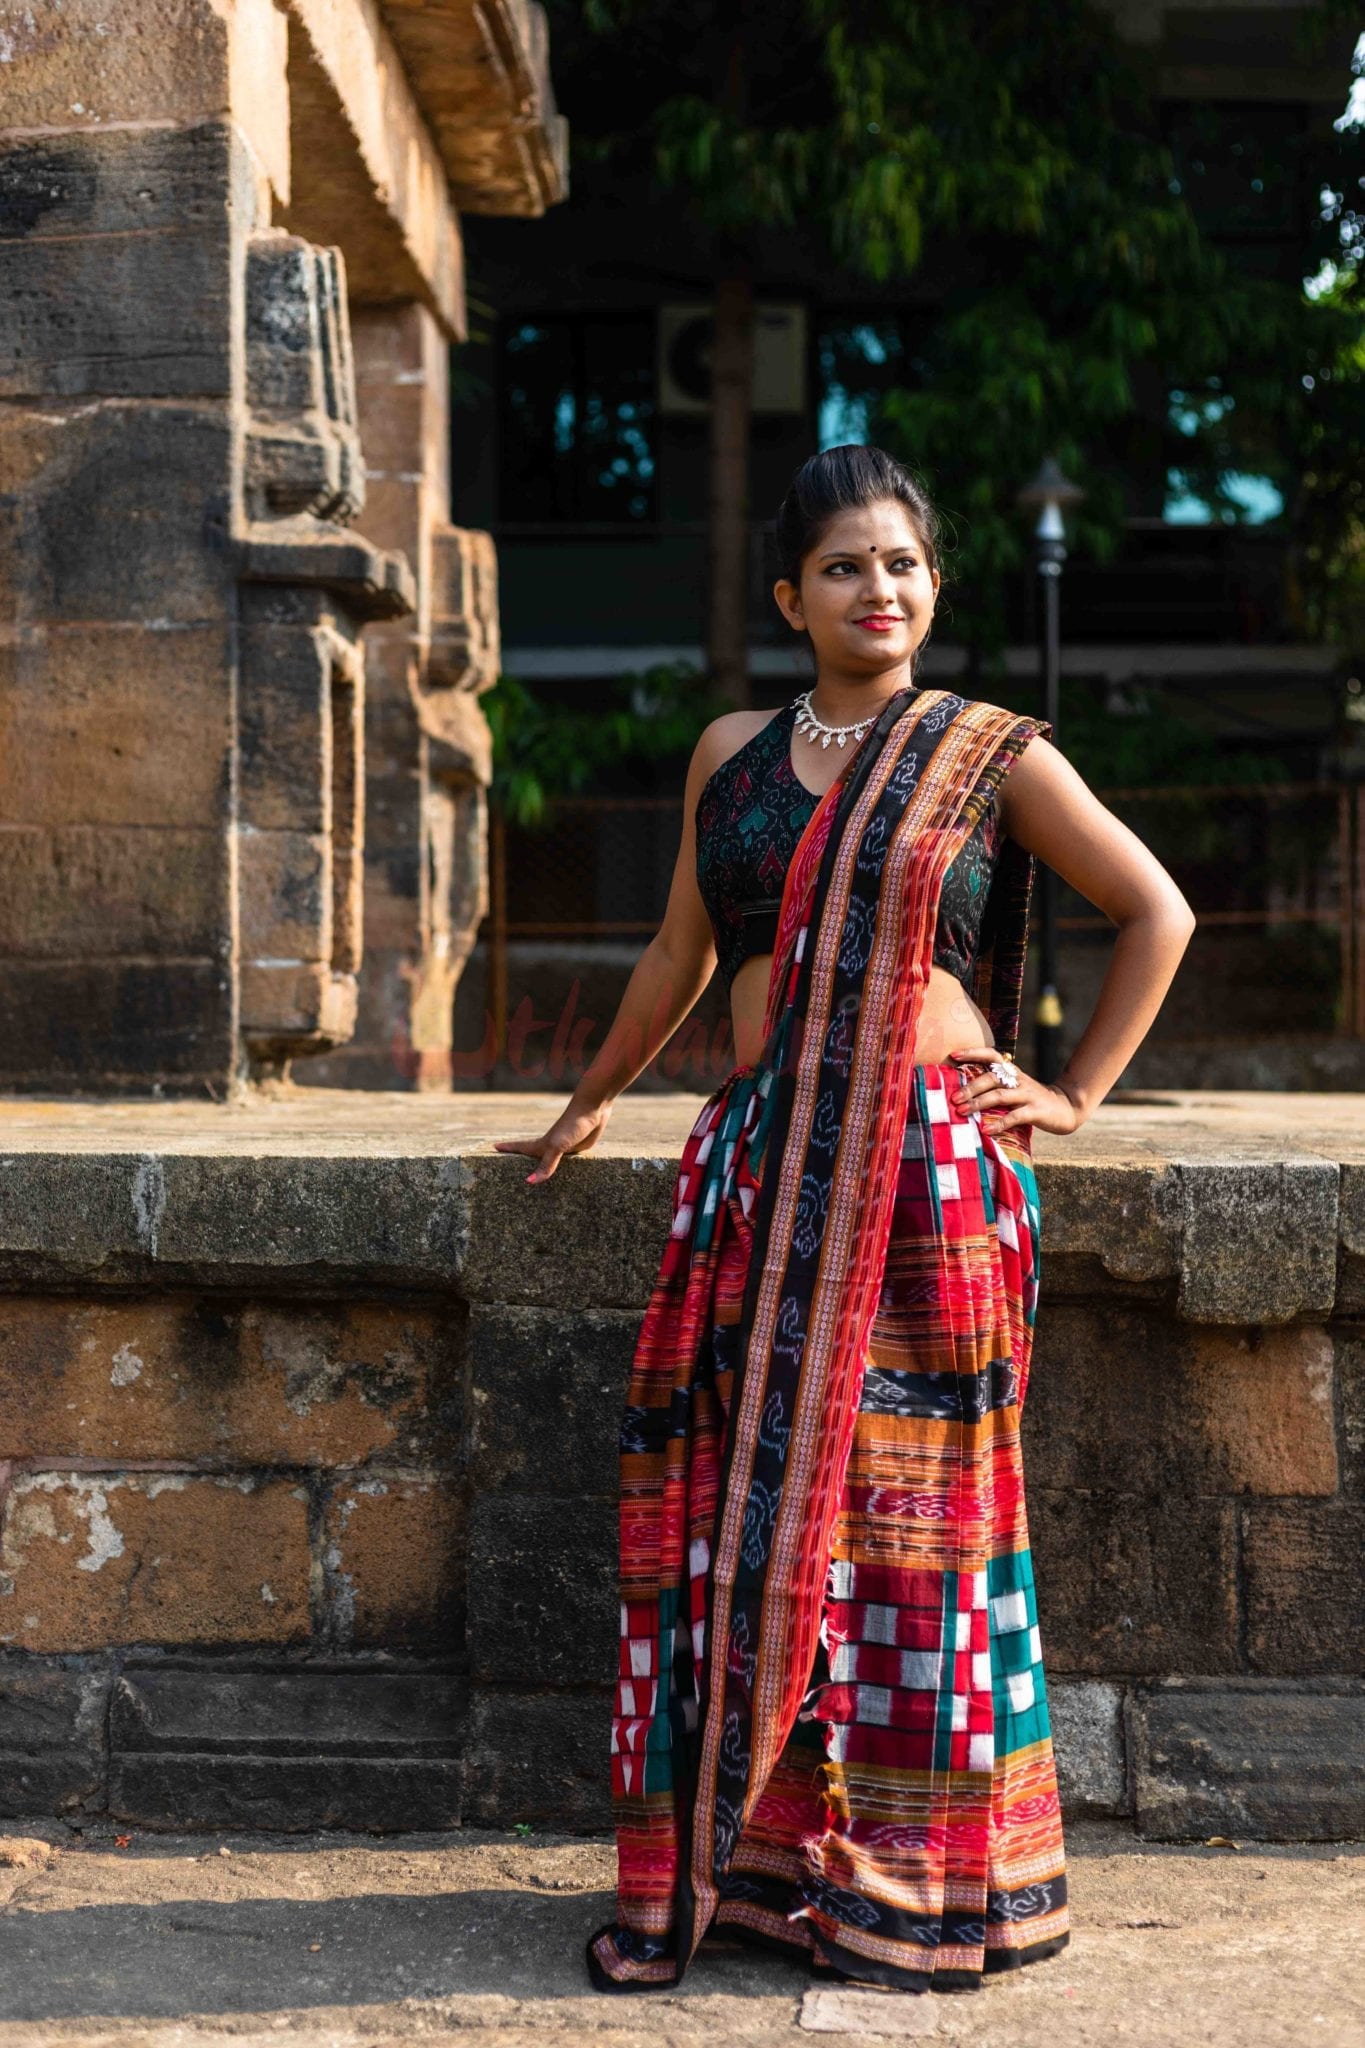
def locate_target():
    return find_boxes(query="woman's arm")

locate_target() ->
[493,718,739,1182]
[951,732,1197,1133]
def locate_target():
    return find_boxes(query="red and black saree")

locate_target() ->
[589,685,1070,1993]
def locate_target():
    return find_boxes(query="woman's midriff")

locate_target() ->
[728,957,995,1073]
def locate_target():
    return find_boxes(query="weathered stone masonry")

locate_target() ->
[0,1095,1360,1840]
[0,0,562,1097]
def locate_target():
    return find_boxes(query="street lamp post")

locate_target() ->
[1016,457,1085,1087]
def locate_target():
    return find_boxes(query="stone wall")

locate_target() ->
[0,1,562,1097]
[0,1093,1360,1839]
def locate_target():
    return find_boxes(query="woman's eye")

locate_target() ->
[827,557,918,572]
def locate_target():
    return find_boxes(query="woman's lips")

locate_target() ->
[855,616,901,632]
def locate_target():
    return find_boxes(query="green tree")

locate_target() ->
[554,0,1363,685]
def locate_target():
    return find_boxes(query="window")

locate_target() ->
[1160,101,1322,526]
[1164,384,1285,527]
[498,314,656,524]
[816,316,927,450]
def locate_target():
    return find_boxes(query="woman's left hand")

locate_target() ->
[947,1047,1083,1135]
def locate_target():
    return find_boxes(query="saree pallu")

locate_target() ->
[591,687,1070,1993]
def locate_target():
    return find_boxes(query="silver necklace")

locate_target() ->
[792,688,881,750]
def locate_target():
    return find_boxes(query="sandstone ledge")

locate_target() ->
[0,1088,1360,1321]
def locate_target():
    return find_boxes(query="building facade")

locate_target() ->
[446,0,1363,1092]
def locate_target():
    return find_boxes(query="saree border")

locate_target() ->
[680,690,1038,1969]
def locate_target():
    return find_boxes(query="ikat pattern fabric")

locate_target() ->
[694,698,1004,995]
[591,690,1065,1995]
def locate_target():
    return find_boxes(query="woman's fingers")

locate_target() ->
[495,1104,612,1185]
[491,1136,553,1182]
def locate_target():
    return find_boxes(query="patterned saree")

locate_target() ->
[589,686,1071,1993]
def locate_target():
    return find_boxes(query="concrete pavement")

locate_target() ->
[0,1817,1361,2048]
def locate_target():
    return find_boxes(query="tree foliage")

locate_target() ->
[484,663,722,827]
[552,0,1365,668]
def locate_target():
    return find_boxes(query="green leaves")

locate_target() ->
[484,665,730,829]
[543,0,1363,665]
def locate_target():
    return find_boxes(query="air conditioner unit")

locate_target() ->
[657,302,806,416]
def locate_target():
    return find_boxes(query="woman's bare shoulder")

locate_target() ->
[691,705,790,786]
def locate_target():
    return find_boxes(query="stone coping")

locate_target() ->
[0,1089,1361,1322]
[0,1087,1360,1160]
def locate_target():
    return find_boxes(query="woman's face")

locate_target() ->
[774,496,939,680]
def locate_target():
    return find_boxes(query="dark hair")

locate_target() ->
[772,443,945,591]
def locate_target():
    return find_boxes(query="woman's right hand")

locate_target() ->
[492,1100,614,1185]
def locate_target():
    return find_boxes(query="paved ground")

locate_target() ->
[0,1819,1360,2048]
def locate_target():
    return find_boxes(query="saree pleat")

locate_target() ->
[593,688,1069,1993]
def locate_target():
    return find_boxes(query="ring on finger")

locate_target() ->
[988,1059,1021,1090]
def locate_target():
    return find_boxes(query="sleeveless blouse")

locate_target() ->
[695,698,1004,995]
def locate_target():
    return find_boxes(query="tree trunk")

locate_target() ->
[706,268,756,709]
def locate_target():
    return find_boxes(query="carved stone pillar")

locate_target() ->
[235,231,413,1084]
[296,303,498,1091]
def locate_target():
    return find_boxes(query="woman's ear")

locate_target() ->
[773,578,806,632]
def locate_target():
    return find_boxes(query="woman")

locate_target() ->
[494,445,1195,1995]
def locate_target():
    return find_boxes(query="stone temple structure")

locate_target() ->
[0,2,1358,1854]
[0,0,563,1095]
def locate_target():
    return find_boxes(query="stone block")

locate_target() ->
[1130,1678,1365,1839]
[238,961,349,1039]
[463,1687,613,1831]
[108,1661,463,1826]
[467,1305,639,1497]
[323,1475,466,1651]
[1025,1308,1338,1497]
[352,372,430,492]
[238,626,332,833]
[1046,1677,1128,1816]
[0,1152,471,1291]
[1030,1159,1179,1298]
[1029,1489,1239,1675]
[109,1660,465,1756]
[244,234,362,522]
[107,1659,465,1830]
[357,474,422,559]
[237,581,336,632]
[238,827,330,964]
[109,1751,460,1831]
[0,403,232,628]
[0,1653,109,1815]
[0,1296,462,1468]
[146,1155,471,1290]
[467,1496,616,1687]
[0,624,233,829]
[425,526,499,701]
[0,2,233,131]
[0,961,232,1092]
[1171,1161,1339,1324]
[1340,1334,1365,1498]
[1339,1164,1365,1314]
[0,1472,310,1652]
[0,230,231,400]
[462,1155,678,1309]
[0,123,234,241]
[0,826,227,959]
[1242,1501,1365,1675]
